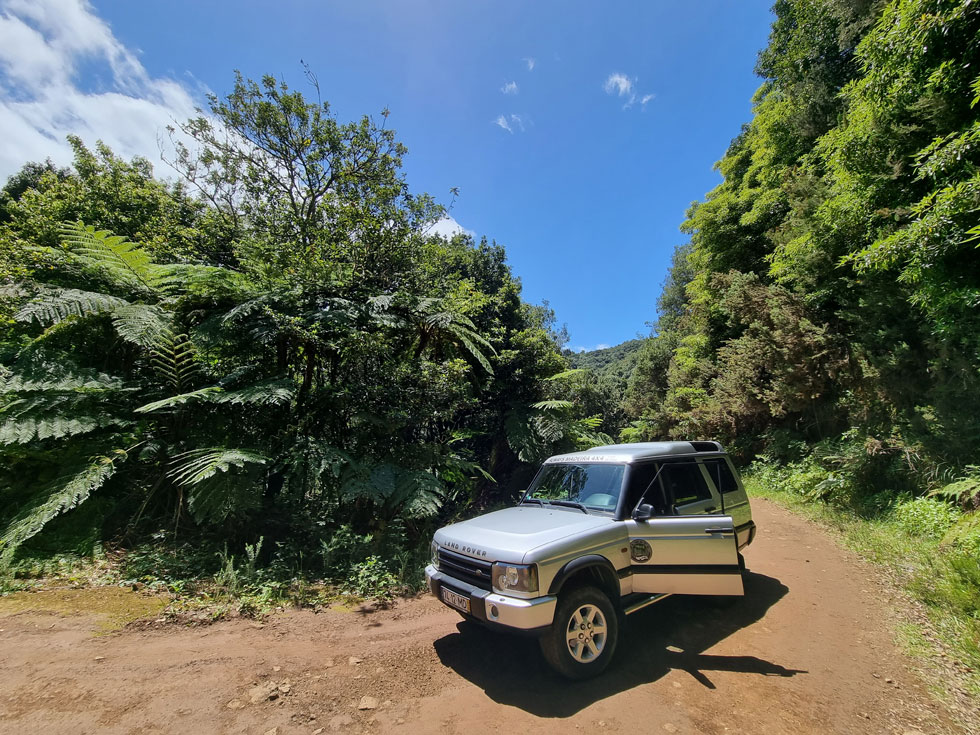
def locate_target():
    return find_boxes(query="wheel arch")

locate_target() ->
[548,555,621,605]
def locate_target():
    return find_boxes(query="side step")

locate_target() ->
[623,593,672,615]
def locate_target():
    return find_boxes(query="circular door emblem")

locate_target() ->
[630,539,652,563]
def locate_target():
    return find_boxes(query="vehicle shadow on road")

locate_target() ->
[432,570,801,718]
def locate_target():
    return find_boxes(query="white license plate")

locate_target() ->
[440,587,470,613]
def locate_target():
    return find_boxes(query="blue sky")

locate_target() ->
[0,0,774,352]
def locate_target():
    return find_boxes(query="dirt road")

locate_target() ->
[0,500,961,735]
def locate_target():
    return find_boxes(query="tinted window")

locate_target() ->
[626,462,669,515]
[703,459,739,494]
[661,463,712,507]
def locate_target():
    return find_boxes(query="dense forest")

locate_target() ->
[621,0,980,516]
[0,77,614,584]
[1,0,979,606]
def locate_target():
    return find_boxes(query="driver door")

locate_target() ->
[625,461,743,596]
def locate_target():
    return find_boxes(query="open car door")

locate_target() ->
[625,514,744,596]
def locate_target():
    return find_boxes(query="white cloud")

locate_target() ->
[572,343,611,353]
[603,72,655,112]
[493,114,526,134]
[427,215,474,239]
[603,72,634,97]
[523,57,536,71]
[0,0,203,181]
[500,81,518,95]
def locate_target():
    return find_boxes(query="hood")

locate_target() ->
[434,506,613,564]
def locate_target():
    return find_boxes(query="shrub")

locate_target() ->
[344,556,398,601]
[891,497,960,540]
[941,513,980,557]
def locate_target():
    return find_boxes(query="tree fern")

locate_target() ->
[0,451,124,567]
[15,288,129,325]
[134,386,224,414]
[168,448,269,486]
[1,371,123,393]
[0,370,132,444]
[110,304,172,349]
[151,332,199,392]
[340,461,444,521]
[59,222,156,291]
[168,448,269,523]
[532,399,575,411]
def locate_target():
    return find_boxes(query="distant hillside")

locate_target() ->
[567,338,646,382]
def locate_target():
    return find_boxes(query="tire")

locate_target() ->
[539,585,619,680]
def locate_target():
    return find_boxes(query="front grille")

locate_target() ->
[437,548,493,591]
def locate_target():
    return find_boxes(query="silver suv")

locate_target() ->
[425,441,756,679]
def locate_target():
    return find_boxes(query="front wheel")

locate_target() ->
[539,585,619,679]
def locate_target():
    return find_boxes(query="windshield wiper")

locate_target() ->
[547,500,588,514]
[520,497,546,507]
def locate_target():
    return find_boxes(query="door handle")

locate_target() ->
[704,527,730,534]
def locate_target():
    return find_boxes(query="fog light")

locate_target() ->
[489,605,499,619]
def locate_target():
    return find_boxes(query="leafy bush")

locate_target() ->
[344,556,398,601]
[941,513,980,557]
[891,497,960,540]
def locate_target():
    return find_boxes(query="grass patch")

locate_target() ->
[746,470,980,708]
[0,586,168,631]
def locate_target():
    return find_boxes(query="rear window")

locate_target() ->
[703,458,740,494]
[661,463,712,506]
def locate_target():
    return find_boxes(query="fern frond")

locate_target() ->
[531,399,575,411]
[0,415,129,445]
[110,304,172,349]
[0,451,124,565]
[454,332,494,374]
[186,474,264,524]
[134,386,224,413]
[151,332,199,392]
[168,448,268,486]
[60,222,155,290]
[212,379,296,406]
[339,462,444,519]
[15,288,129,325]
[1,371,123,393]
[545,369,586,382]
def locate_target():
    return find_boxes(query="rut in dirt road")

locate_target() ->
[0,500,962,735]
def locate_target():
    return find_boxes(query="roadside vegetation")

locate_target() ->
[745,454,980,707]
[0,75,612,605]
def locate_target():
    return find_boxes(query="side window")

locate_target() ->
[661,463,712,507]
[703,458,740,494]
[626,463,668,515]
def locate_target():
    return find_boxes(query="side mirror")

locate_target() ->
[632,503,654,521]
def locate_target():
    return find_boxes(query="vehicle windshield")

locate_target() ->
[523,463,625,513]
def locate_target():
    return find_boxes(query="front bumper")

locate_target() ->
[425,564,557,634]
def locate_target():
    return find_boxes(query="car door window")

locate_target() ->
[661,463,712,508]
[626,462,669,515]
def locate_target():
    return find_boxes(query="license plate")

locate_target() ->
[440,587,470,613]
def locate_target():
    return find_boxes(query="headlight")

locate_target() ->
[492,562,538,593]
[430,540,439,567]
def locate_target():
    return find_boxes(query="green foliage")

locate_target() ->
[891,497,960,540]
[0,451,123,567]
[0,70,596,587]
[344,555,399,601]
